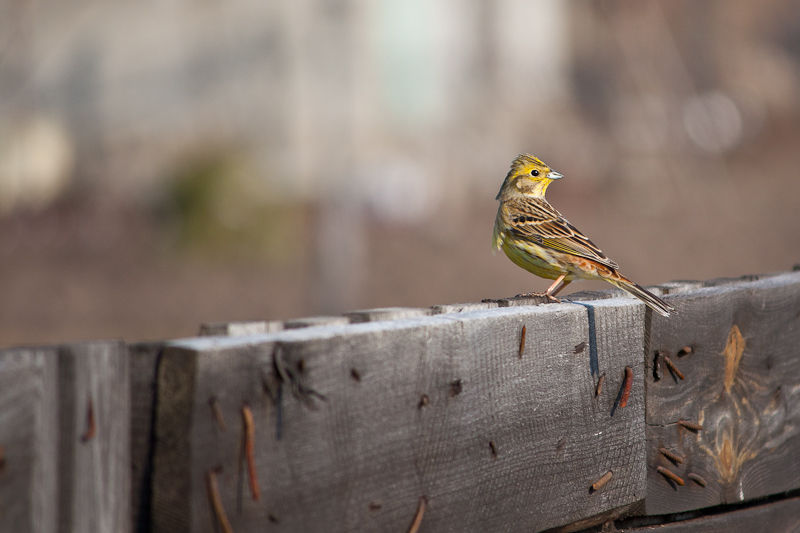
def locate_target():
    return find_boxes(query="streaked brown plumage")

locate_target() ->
[493,154,674,317]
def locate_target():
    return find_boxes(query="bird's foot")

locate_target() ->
[514,292,562,303]
[515,291,543,298]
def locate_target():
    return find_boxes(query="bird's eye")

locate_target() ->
[531,169,540,177]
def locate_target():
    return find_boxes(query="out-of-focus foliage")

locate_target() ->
[160,151,307,265]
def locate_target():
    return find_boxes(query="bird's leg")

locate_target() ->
[516,273,569,302]
[543,273,569,302]
[548,275,571,299]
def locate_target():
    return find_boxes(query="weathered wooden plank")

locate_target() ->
[151,301,647,532]
[284,316,350,329]
[701,272,780,288]
[199,321,284,336]
[430,302,498,314]
[129,342,163,533]
[482,294,553,307]
[0,348,59,533]
[627,496,800,532]
[58,341,130,533]
[652,281,705,295]
[489,284,675,307]
[566,281,702,305]
[644,272,800,515]
[563,288,622,302]
[538,297,649,533]
[151,344,201,533]
[344,307,431,322]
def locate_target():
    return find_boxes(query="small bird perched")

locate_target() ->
[493,154,674,317]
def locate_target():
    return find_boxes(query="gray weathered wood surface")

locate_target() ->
[0,348,59,533]
[3,271,800,532]
[151,299,648,533]
[199,320,284,336]
[0,341,131,533]
[430,302,498,314]
[644,273,800,515]
[284,316,351,329]
[344,306,432,322]
[58,341,131,533]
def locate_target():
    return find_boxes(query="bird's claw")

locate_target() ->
[515,291,543,298]
[514,292,562,303]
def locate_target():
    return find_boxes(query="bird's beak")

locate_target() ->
[547,171,563,180]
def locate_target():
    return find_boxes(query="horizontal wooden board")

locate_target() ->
[344,307,432,322]
[643,273,800,515]
[152,300,648,532]
[284,316,350,329]
[199,321,283,336]
[482,294,554,307]
[563,288,623,302]
[700,272,779,288]
[631,496,800,532]
[3,270,795,533]
[430,302,498,314]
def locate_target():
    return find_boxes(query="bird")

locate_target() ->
[492,154,674,317]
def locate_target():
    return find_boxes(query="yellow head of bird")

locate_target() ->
[495,154,563,201]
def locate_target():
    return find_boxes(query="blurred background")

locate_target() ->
[1,0,799,347]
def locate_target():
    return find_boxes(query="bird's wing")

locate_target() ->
[505,198,620,270]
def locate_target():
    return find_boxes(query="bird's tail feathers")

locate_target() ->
[608,273,674,317]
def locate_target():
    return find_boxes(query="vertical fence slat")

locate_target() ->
[58,341,130,533]
[0,348,59,532]
[151,346,198,533]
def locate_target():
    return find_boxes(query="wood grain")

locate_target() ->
[2,271,797,532]
[653,281,705,295]
[430,302,499,314]
[151,346,199,533]
[563,288,622,302]
[0,348,59,533]
[644,272,800,515]
[701,272,779,288]
[58,341,131,533]
[151,301,647,532]
[565,281,702,305]
[482,294,555,307]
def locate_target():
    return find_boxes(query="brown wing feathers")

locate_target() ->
[506,198,620,270]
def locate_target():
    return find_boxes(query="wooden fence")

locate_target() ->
[2,270,800,532]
